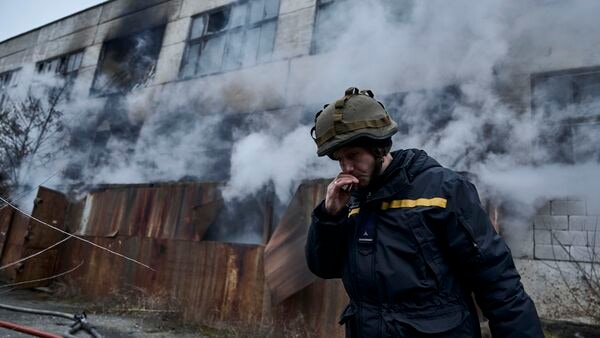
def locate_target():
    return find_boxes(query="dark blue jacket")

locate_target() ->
[305,149,544,337]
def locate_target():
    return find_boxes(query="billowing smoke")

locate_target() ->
[226,0,600,223]
[222,126,337,201]
[3,0,600,243]
[1,63,105,208]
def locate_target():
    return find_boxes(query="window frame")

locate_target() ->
[310,0,346,55]
[531,66,600,124]
[0,68,20,110]
[90,26,165,96]
[180,0,280,79]
[531,66,600,164]
[35,50,85,78]
[0,68,20,90]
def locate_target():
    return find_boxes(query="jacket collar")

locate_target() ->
[351,149,441,204]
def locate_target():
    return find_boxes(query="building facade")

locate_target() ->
[1,0,600,328]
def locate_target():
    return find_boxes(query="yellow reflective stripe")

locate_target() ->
[348,208,360,217]
[381,198,447,210]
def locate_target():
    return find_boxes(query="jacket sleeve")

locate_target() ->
[443,177,544,338]
[305,201,348,279]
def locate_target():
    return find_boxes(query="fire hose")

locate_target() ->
[0,302,102,337]
[0,320,61,338]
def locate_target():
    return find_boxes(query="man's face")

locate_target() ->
[332,146,377,188]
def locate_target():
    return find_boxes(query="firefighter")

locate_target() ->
[305,87,544,337]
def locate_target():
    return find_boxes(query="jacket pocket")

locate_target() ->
[405,213,443,288]
[457,215,484,264]
[339,303,357,338]
[383,307,469,336]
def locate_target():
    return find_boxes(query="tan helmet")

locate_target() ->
[311,87,398,157]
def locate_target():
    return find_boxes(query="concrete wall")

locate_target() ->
[518,257,599,324]
[533,199,599,262]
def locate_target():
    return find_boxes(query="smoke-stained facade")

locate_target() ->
[1,0,600,329]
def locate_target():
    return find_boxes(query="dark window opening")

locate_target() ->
[532,66,600,163]
[180,0,280,78]
[0,69,19,90]
[207,9,230,33]
[91,26,165,95]
[0,69,20,110]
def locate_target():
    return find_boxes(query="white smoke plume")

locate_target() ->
[222,126,337,201]
[227,0,600,219]
[3,0,600,240]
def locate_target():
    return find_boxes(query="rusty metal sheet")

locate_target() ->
[56,237,269,329]
[64,197,85,234]
[10,180,345,335]
[0,212,29,281]
[14,187,69,285]
[74,183,222,240]
[15,248,59,287]
[0,207,14,261]
[71,182,272,244]
[76,188,128,236]
[25,187,69,248]
[274,278,348,338]
[264,179,329,305]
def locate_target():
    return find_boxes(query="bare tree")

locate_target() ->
[0,84,66,192]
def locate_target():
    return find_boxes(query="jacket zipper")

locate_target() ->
[347,210,361,334]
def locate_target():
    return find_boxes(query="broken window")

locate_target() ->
[36,50,84,77]
[35,51,84,100]
[91,26,165,95]
[532,66,600,163]
[0,69,19,90]
[180,0,280,78]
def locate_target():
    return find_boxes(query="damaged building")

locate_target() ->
[1,0,600,336]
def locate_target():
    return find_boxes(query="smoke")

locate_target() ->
[3,0,600,241]
[224,0,600,243]
[478,161,600,214]
[222,126,337,201]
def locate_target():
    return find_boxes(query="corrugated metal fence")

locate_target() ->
[0,181,346,337]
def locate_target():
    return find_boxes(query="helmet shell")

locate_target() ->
[311,87,398,157]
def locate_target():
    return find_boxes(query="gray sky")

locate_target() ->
[0,0,106,42]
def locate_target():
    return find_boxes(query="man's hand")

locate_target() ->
[325,174,359,216]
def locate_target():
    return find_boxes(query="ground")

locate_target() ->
[1,288,600,337]
[0,288,203,337]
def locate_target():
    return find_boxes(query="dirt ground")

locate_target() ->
[0,288,203,337]
[2,288,600,337]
